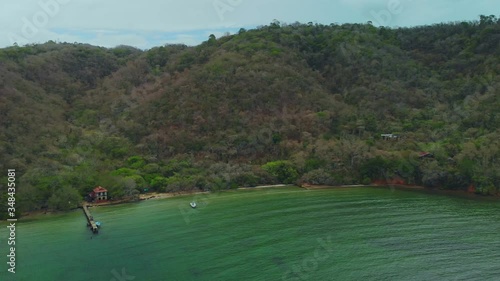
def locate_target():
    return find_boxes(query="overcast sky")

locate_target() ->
[1,0,498,49]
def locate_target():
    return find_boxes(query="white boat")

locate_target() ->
[190,202,197,208]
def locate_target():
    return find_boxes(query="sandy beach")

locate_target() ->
[300,183,427,190]
[237,184,292,190]
[20,183,486,219]
[138,191,210,201]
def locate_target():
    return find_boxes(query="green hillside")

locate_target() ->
[1,16,499,215]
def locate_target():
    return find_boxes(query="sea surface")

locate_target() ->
[1,186,500,281]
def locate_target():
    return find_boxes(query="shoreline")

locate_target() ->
[301,183,500,201]
[137,191,210,201]
[18,183,496,219]
[300,183,426,190]
[87,190,211,207]
[237,184,292,190]
[19,190,210,218]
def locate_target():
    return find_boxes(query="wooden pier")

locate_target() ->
[82,203,98,233]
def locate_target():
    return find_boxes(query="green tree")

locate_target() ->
[360,156,392,180]
[261,160,299,184]
[150,176,169,191]
[47,186,82,211]
[127,156,146,169]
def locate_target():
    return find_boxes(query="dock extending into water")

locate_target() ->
[82,203,98,233]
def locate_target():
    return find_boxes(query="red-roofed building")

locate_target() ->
[89,186,108,202]
[418,152,434,159]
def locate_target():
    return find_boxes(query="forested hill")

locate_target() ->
[1,16,499,214]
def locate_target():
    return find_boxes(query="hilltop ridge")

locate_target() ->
[0,16,499,214]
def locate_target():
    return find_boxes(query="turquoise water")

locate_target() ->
[1,187,500,280]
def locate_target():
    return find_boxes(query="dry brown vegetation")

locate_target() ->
[0,16,499,214]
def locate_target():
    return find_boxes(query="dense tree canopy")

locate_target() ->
[0,16,499,216]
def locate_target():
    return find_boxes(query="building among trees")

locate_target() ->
[89,186,108,202]
[381,134,399,140]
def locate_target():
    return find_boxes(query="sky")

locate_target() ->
[1,0,498,49]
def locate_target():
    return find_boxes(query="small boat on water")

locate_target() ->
[95,221,102,228]
[190,202,197,208]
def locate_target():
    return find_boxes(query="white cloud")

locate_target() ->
[0,0,498,48]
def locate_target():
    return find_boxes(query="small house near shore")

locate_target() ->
[89,186,108,203]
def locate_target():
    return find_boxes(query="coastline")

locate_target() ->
[300,183,500,201]
[88,190,211,207]
[138,191,210,201]
[237,184,292,190]
[300,183,426,190]
[18,183,495,219]
[301,184,367,189]
[19,190,210,218]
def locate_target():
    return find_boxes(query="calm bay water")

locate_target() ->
[1,186,500,281]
